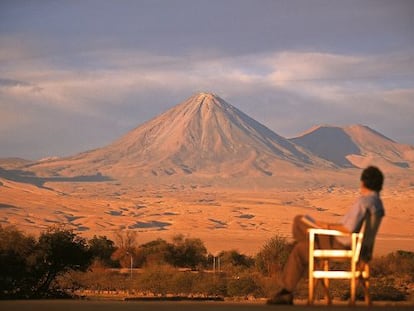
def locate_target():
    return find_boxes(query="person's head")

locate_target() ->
[360,166,384,192]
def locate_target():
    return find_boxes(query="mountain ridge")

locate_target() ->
[10,92,414,180]
[290,124,414,170]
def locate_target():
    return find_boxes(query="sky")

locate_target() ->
[0,0,413,160]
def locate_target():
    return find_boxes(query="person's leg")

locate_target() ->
[268,215,319,304]
[281,240,309,292]
[267,240,308,305]
[292,214,314,242]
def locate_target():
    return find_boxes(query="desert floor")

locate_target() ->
[0,178,413,256]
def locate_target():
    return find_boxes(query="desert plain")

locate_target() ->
[1,173,413,257]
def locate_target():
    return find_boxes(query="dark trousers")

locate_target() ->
[281,215,346,292]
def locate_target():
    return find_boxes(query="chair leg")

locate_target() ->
[322,278,332,304]
[362,264,371,306]
[362,278,371,306]
[308,277,315,305]
[350,277,356,306]
[323,260,332,304]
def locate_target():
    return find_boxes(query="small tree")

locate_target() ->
[112,230,138,268]
[169,234,208,269]
[89,235,119,267]
[0,225,37,298]
[137,238,171,267]
[218,250,255,271]
[32,226,92,297]
[1,225,93,298]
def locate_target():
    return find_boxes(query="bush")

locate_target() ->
[169,271,197,295]
[371,250,414,277]
[338,278,406,302]
[132,235,208,269]
[193,272,227,297]
[137,265,174,295]
[255,235,293,276]
[370,279,406,301]
[67,263,129,292]
[226,273,263,297]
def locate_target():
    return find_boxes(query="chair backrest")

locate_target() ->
[358,210,383,262]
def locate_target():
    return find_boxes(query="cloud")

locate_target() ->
[0,78,32,87]
[266,52,362,84]
[255,51,414,114]
[4,44,413,101]
[263,51,414,87]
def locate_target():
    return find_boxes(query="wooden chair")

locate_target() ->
[308,212,383,305]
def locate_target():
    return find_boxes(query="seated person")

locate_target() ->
[267,166,385,305]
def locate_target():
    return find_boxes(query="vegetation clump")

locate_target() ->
[0,225,91,298]
[1,225,413,302]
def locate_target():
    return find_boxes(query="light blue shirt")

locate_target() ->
[338,192,384,246]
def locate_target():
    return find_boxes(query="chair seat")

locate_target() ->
[313,249,353,257]
[312,271,355,279]
[312,268,369,279]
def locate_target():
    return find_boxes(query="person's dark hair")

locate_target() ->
[360,166,384,192]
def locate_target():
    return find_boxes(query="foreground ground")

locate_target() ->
[1,300,414,311]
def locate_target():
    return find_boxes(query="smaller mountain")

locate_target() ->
[290,125,414,169]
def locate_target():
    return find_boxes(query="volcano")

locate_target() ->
[29,93,329,179]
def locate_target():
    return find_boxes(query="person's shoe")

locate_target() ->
[266,289,294,305]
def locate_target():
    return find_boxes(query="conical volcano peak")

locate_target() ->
[172,92,235,121]
[29,92,328,178]
[197,92,217,98]
[190,92,227,109]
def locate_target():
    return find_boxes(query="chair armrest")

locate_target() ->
[308,228,351,237]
